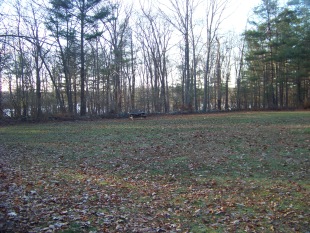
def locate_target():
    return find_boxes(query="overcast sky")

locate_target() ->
[224,0,262,32]
[151,0,287,33]
[224,0,287,32]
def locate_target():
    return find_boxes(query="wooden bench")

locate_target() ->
[129,112,147,119]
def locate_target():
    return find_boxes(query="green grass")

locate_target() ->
[0,111,309,232]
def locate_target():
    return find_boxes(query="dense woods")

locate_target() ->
[0,0,309,120]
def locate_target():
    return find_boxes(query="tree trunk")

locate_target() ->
[130,34,135,111]
[225,73,229,110]
[80,0,86,116]
[216,38,221,110]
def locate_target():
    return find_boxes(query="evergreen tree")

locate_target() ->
[46,0,111,116]
[244,0,310,109]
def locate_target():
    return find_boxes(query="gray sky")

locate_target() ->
[224,0,262,32]
[225,0,287,32]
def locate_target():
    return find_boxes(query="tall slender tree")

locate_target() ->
[202,0,228,112]
[102,1,131,114]
[160,0,192,110]
[46,0,76,114]
[74,0,111,116]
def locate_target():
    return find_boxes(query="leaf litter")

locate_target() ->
[0,112,309,232]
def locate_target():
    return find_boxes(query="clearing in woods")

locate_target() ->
[0,111,309,232]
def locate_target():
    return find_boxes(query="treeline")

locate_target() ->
[0,0,309,120]
[242,0,310,110]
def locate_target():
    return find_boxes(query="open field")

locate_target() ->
[0,111,309,232]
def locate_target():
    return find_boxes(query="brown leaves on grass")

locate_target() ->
[1,151,309,232]
[0,112,309,232]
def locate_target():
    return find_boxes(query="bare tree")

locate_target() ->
[215,37,221,110]
[159,0,193,110]
[202,0,229,112]
[0,32,7,118]
[189,0,203,111]
[220,35,233,110]
[0,41,5,118]
[136,1,172,113]
[0,1,4,118]
[27,3,46,119]
[13,0,30,119]
[101,0,132,114]
[235,35,245,110]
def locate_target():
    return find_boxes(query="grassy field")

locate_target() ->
[0,111,309,232]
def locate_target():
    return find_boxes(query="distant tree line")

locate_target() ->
[0,0,309,120]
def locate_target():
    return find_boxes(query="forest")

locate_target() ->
[0,0,309,120]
